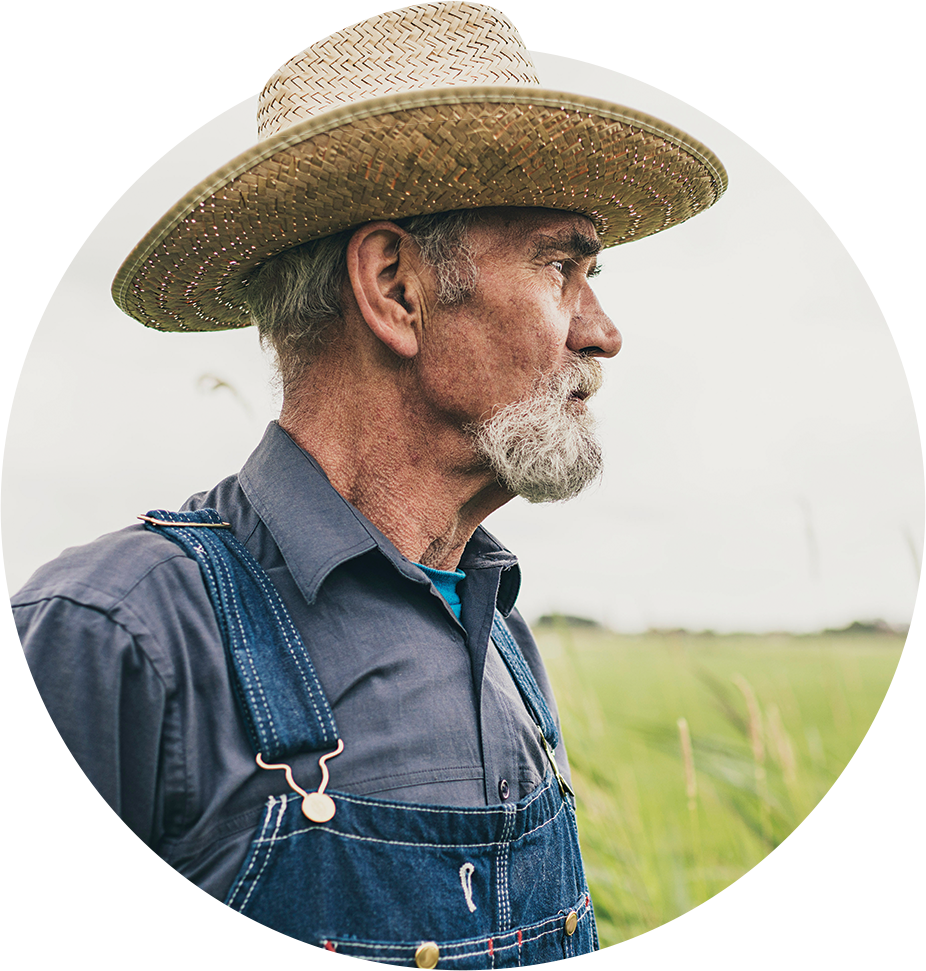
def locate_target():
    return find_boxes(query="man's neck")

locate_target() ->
[279,368,511,572]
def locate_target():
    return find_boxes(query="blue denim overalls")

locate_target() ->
[142,509,597,967]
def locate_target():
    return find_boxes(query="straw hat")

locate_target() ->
[112,2,727,333]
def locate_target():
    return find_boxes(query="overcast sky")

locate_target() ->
[2,53,920,634]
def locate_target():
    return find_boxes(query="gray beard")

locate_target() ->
[471,356,604,503]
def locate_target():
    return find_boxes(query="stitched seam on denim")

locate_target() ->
[494,615,552,738]
[151,515,330,753]
[226,795,279,909]
[504,806,516,928]
[231,536,336,740]
[494,818,504,931]
[236,793,288,912]
[206,533,281,753]
[501,809,513,930]
[226,795,279,910]
[151,533,217,831]
[490,613,557,747]
[201,527,278,752]
[321,774,555,815]
[155,522,271,751]
[498,807,514,931]
[254,796,567,848]
[329,909,570,950]
[502,813,514,929]
[331,919,575,962]
[321,899,590,958]
[234,524,337,737]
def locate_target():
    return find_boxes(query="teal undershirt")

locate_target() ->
[415,562,466,620]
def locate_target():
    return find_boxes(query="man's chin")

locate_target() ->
[471,382,603,503]
[514,466,602,504]
[497,434,603,504]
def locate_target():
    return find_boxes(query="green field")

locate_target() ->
[534,623,904,947]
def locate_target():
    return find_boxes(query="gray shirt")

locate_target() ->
[13,422,569,901]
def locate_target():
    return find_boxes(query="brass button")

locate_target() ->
[564,911,578,936]
[415,941,440,969]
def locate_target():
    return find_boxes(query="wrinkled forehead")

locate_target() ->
[464,207,602,265]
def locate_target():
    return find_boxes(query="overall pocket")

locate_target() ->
[318,890,596,968]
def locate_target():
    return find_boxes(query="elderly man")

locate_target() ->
[13,2,724,965]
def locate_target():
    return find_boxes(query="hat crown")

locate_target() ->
[257,2,540,140]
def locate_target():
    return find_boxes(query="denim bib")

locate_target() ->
[143,509,597,967]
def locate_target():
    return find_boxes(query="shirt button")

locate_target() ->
[498,779,510,801]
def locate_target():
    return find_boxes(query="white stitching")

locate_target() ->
[173,521,331,751]
[184,527,280,752]
[253,793,567,848]
[331,909,578,951]
[236,793,288,912]
[494,824,504,931]
[212,539,281,750]
[497,807,514,931]
[235,544,337,739]
[310,774,554,816]
[227,795,278,909]
[459,862,477,914]
[329,908,587,961]
[504,806,516,928]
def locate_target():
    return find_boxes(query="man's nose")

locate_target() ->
[567,287,622,358]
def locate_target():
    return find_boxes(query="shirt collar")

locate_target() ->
[238,422,521,613]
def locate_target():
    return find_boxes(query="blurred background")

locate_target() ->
[3,54,921,636]
[2,36,920,955]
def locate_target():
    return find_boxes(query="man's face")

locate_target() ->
[419,207,622,501]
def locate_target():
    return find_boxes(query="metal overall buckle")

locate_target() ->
[256,740,345,822]
[137,515,233,528]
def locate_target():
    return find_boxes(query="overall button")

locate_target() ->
[498,779,510,800]
[564,911,578,936]
[415,941,440,969]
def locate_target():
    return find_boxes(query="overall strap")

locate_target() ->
[141,508,339,761]
[490,612,559,750]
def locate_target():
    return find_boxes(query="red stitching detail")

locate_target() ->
[586,893,590,908]
[324,941,341,971]
[517,930,523,946]
[488,938,494,956]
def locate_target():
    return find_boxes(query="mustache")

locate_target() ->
[545,355,604,401]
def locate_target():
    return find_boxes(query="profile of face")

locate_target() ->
[420,208,622,503]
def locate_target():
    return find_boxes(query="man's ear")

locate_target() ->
[346,222,430,359]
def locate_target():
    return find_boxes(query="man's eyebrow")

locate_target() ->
[528,228,602,262]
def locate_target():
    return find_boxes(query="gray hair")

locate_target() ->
[246,209,482,393]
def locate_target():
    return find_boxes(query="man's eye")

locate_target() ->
[550,260,565,274]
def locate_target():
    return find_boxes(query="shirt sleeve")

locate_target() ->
[14,595,169,846]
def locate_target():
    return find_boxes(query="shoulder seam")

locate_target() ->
[12,545,200,611]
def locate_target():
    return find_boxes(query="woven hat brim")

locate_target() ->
[112,86,728,332]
